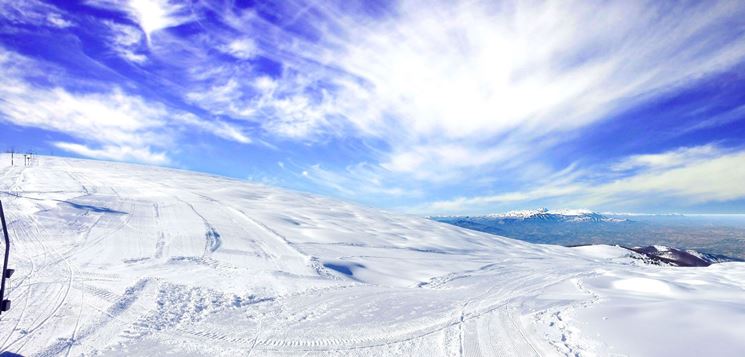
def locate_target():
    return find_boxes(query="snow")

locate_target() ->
[486,208,594,218]
[550,209,594,216]
[652,244,671,252]
[611,277,674,295]
[570,244,630,260]
[570,264,745,356]
[472,208,624,222]
[1,155,744,356]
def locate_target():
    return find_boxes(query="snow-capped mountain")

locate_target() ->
[432,212,745,262]
[463,208,626,223]
[1,155,744,356]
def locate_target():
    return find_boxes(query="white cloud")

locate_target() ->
[0,48,251,164]
[106,21,147,63]
[300,163,420,198]
[426,145,745,213]
[586,148,745,205]
[0,83,171,164]
[186,79,256,118]
[611,145,723,172]
[679,105,745,134]
[175,114,251,144]
[155,0,745,204]
[428,185,583,213]
[254,76,277,92]
[87,0,191,43]
[184,0,745,186]
[261,94,335,139]
[46,13,73,28]
[380,141,542,182]
[220,38,258,59]
[0,0,72,28]
[0,84,166,148]
[9,0,740,208]
[185,71,342,141]
[53,142,168,164]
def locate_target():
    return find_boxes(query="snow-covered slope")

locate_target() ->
[1,155,744,356]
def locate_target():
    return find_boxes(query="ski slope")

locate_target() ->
[1,155,744,356]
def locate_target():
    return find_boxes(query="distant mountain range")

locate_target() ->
[431,208,627,225]
[431,209,745,261]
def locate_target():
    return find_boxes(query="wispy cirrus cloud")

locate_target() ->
[219,38,258,60]
[0,0,73,29]
[0,79,169,164]
[427,145,745,213]
[678,105,745,135]
[611,145,724,172]
[584,147,745,206]
[175,0,745,185]
[87,0,191,44]
[0,48,249,164]
[184,71,344,141]
[175,113,251,144]
[2,0,745,213]
[52,142,168,164]
[46,12,72,28]
[104,20,147,64]
[297,162,422,199]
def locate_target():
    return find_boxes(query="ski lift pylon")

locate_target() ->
[0,200,14,314]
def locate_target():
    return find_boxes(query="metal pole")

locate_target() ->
[0,200,11,314]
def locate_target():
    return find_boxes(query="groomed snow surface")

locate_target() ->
[1,155,744,356]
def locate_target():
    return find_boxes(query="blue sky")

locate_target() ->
[1,0,745,214]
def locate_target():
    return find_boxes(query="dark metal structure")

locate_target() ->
[0,200,14,314]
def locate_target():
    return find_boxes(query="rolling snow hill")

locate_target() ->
[1,155,744,356]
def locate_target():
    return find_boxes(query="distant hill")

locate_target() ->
[430,208,631,242]
[431,209,745,260]
[433,208,626,224]
[623,245,740,267]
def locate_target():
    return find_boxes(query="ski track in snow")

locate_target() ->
[0,155,744,356]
